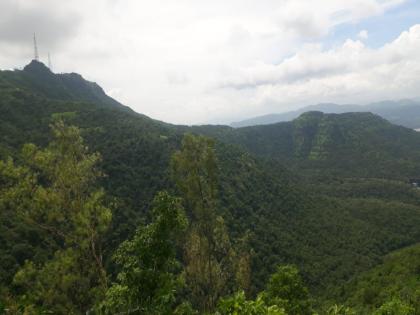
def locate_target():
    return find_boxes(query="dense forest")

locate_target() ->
[1,61,420,314]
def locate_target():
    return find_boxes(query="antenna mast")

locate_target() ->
[33,33,39,61]
[48,52,52,70]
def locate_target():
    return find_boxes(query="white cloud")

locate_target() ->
[358,30,369,40]
[0,0,413,124]
[219,25,420,122]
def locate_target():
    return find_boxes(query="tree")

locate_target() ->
[216,291,286,315]
[373,298,415,315]
[0,119,111,313]
[262,265,313,315]
[102,191,188,314]
[171,134,247,312]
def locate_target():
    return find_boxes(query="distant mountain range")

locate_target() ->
[231,100,420,129]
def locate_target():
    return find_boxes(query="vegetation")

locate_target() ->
[171,134,249,312]
[1,118,111,313]
[336,243,420,314]
[102,191,188,314]
[1,62,420,314]
[195,111,420,179]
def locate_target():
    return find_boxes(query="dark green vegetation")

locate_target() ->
[197,111,420,179]
[1,61,420,314]
[338,243,420,314]
[231,100,420,129]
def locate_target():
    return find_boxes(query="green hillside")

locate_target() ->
[336,243,420,314]
[198,111,420,179]
[0,61,129,110]
[2,62,420,313]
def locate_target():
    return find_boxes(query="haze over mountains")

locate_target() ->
[231,100,420,129]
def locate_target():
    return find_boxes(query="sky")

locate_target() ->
[1,0,420,125]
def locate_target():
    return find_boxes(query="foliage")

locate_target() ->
[101,191,187,314]
[216,291,286,315]
[373,299,415,315]
[325,304,356,315]
[262,265,313,315]
[171,134,246,312]
[0,119,111,313]
[338,244,420,314]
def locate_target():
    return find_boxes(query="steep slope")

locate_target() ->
[231,100,420,129]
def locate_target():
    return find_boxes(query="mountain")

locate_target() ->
[1,60,129,110]
[199,111,420,179]
[231,100,420,129]
[3,61,420,306]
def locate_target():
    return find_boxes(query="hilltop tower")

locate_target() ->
[33,33,39,61]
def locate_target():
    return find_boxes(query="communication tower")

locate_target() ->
[33,33,39,61]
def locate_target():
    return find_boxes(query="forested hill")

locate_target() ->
[0,60,130,110]
[2,62,420,313]
[231,99,420,129]
[196,111,420,179]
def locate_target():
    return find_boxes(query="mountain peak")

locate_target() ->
[13,60,129,111]
[297,111,324,119]
[23,60,52,75]
[232,100,420,129]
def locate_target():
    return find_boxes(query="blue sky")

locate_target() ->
[1,0,420,124]
[327,0,420,49]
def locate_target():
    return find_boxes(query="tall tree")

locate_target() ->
[102,191,188,314]
[171,134,247,312]
[262,265,313,315]
[0,119,111,313]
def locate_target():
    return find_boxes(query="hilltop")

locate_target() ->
[231,100,420,129]
[197,111,420,179]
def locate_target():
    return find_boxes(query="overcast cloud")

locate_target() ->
[0,0,419,124]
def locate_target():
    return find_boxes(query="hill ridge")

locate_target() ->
[4,60,130,111]
[231,100,420,129]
